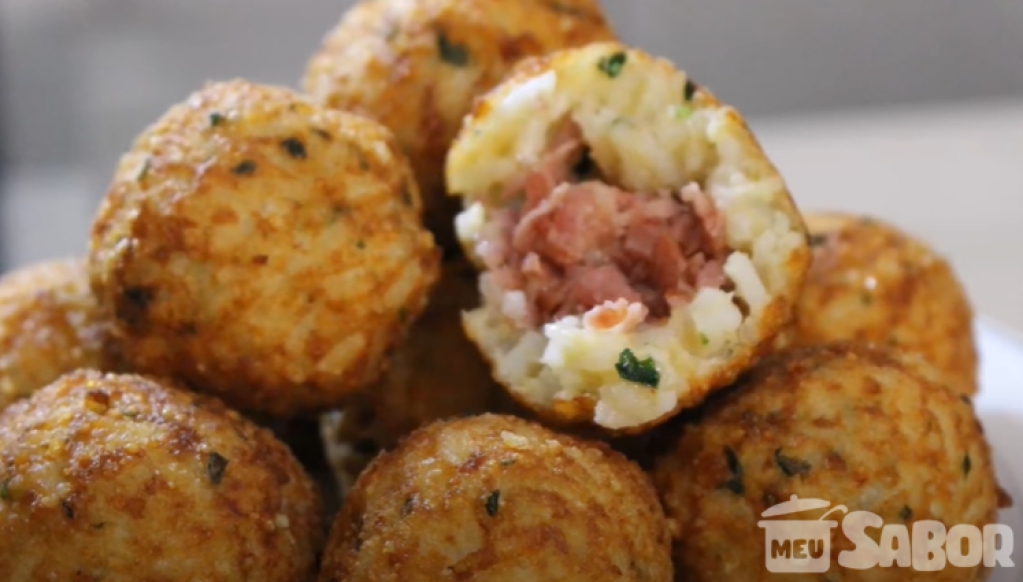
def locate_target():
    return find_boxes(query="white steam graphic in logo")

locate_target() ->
[759,495,846,573]
[759,495,1015,573]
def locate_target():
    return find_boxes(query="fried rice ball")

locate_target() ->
[88,79,441,417]
[302,0,616,249]
[783,212,978,395]
[319,414,673,581]
[0,258,114,411]
[320,257,512,495]
[447,43,810,432]
[0,370,323,581]
[653,343,1003,582]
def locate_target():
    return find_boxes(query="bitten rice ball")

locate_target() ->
[785,212,978,395]
[653,343,1003,582]
[319,414,673,581]
[320,257,512,495]
[302,0,616,249]
[447,43,810,432]
[89,79,441,417]
[0,258,114,411]
[0,371,323,581]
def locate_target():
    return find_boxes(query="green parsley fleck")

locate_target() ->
[963,454,972,477]
[775,449,812,477]
[231,160,257,176]
[356,240,366,250]
[899,505,913,521]
[137,158,152,182]
[207,452,229,485]
[0,479,10,501]
[721,447,744,495]
[699,333,709,346]
[209,112,227,127]
[684,78,698,101]
[598,52,627,79]
[437,32,469,66]
[281,137,307,160]
[674,104,693,120]
[861,292,874,305]
[484,490,501,516]
[500,459,516,467]
[615,349,660,388]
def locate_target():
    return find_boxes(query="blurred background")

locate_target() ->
[1,0,1022,328]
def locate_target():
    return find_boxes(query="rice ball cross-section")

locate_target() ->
[653,343,1004,582]
[0,258,115,412]
[318,414,673,582]
[447,42,810,432]
[302,0,616,249]
[0,370,323,581]
[784,212,978,395]
[88,79,441,417]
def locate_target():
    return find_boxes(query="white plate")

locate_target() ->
[976,319,1023,580]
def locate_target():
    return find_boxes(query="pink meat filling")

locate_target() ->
[476,123,728,329]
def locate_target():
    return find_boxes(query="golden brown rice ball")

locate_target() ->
[786,212,977,395]
[653,343,1003,582]
[447,43,810,433]
[0,258,114,411]
[319,414,673,581]
[0,370,323,581]
[320,257,512,495]
[89,79,441,417]
[302,0,616,249]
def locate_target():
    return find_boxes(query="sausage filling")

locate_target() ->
[475,122,729,329]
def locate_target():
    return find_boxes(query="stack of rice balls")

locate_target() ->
[0,0,1008,580]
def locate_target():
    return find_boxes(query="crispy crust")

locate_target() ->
[0,370,323,581]
[0,258,117,411]
[318,414,673,581]
[450,42,810,433]
[88,79,441,417]
[780,212,978,395]
[653,343,1001,581]
[301,0,616,250]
